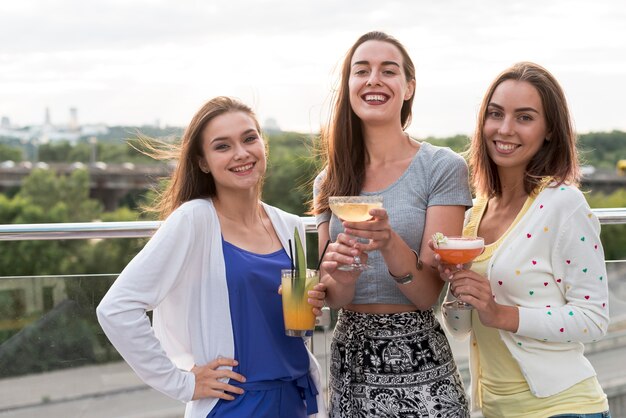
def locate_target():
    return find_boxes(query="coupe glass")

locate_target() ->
[329,195,383,271]
[433,236,485,310]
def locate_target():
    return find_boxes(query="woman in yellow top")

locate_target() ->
[435,62,610,418]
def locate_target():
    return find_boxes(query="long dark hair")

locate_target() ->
[141,96,262,219]
[312,31,416,215]
[469,62,580,198]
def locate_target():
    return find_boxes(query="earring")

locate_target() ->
[545,137,551,142]
[200,167,209,174]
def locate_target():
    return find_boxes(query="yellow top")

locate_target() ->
[464,195,608,417]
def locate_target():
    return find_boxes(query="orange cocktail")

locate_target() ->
[433,236,484,265]
[281,269,319,336]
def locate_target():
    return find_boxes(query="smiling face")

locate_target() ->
[483,79,549,177]
[198,111,266,195]
[348,40,415,127]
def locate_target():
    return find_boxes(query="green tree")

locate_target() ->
[0,198,80,276]
[263,132,318,216]
[578,130,626,169]
[423,134,471,154]
[18,169,101,221]
[38,142,74,162]
[0,169,103,276]
[80,207,148,275]
[38,140,156,165]
[0,143,22,162]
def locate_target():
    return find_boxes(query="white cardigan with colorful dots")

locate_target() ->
[444,183,609,402]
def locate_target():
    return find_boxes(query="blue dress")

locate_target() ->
[207,239,318,417]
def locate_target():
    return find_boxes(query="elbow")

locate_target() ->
[576,314,609,342]
[589,309,610,340]
[96,301,109,329]
[96,296,116,331]
[593,318,610,340]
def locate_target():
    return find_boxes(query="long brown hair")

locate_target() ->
[469,62,580,198]
[311,31,416,215]
[141,96,262,219]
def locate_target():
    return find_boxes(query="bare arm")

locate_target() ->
[317,222,361,309]
[395,205,466,309]
[347,205,466,310]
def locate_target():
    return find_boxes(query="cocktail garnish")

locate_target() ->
[292,227,307,299]
[432,232,448,248]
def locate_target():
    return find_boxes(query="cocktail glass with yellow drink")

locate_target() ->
[281,268,320,336]
[281,227,320,336]
[328,195,384,271]
[432,232,484,310]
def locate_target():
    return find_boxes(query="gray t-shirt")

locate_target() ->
[314,141,473,305]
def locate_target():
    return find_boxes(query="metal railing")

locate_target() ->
[0,217,316,241]
[1,208,625,241]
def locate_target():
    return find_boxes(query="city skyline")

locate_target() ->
[1,0,625,138]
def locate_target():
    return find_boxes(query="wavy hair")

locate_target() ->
[469,62,580,198]
[140,96,262,219]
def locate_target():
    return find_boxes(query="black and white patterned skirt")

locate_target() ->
[329,309,469,418]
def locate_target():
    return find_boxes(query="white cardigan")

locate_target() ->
[442,184,609,405]
[97,199,327,418]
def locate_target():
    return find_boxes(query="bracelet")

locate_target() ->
[412,249,424,271]
[388,250,423,285]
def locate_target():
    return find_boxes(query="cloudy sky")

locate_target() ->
[1,0,625,138]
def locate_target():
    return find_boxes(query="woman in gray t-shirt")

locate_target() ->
[312,31,472,417]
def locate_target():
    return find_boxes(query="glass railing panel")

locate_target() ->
[0,273,332,417]
[0,275,185,418]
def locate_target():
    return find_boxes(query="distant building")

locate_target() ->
[69,107,79,132]
[0,107,109,144]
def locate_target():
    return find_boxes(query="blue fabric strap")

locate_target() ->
[295,372,319,415]
[232,373,318,415]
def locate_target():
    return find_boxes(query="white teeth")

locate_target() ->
[232,163,253,172]
[496,142,518,151]
[365,94,386,102]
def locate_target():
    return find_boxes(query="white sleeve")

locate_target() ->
[517,200,609,343]
[96,209,197,402]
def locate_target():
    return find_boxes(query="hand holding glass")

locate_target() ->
[433,236,484,310]
[281,269,320,336]
[328,196,383,271]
